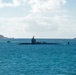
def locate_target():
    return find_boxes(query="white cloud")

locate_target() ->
[0,17,28,38]
[0,0,76,38]
[52,15,76,38]
[28,0,66,13]
[0,15,59,38]
[0,0,26,7]
[0,14,76,38]
[0,0,66,13]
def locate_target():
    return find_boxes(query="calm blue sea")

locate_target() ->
[0,39,76,75]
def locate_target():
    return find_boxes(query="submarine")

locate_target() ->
[18,36,60,45]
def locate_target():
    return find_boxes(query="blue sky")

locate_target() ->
[0,0,76,38]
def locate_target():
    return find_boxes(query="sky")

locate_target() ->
[0,0,76,38]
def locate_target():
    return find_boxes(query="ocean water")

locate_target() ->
[0,39,76,75]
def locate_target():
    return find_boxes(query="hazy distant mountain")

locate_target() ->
[0,35,7,38]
